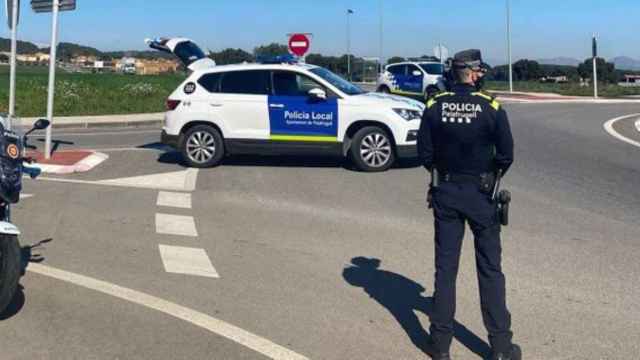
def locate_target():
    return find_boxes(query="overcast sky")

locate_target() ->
[3,0,639,63]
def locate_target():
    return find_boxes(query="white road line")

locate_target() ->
[159,245,219,278]
[157,191,192,209]
[20,193,34,199]
[603,113,640,149]
[156,213,198,237]
[27,264,308,360]
[635,119,640,133]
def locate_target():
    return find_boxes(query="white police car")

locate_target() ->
[377,61,445,100]
[150,38,424,172]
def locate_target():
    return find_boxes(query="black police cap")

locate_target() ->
[453,49,483,70]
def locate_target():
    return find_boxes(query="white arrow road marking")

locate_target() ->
[36,168,199,192]
[157,191,192,209]
[156,213,198,237]
[159,245,219,278]
[27,264,308,360]
[99,168,199,191]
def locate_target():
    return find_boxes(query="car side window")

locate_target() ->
[272,71,336,97]
[387,65,406,76]
[407,64,422,77]
[219,70,271,95]
[198,73,222,93]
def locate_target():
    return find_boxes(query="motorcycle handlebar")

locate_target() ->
[23,165,41,179]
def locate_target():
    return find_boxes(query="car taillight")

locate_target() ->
[166,99,181,111]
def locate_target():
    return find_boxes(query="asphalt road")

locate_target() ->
[1,103,639,359]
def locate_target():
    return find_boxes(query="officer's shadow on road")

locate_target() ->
[342,257,491,359]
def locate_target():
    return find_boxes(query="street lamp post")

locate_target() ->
[379,0,383,72]
[347,9,353,80]
[506,0,513,93]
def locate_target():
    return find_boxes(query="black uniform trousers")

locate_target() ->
[429,180,513,354]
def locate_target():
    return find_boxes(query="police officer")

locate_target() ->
[417,49,521,360]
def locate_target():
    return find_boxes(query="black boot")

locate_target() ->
[490,344,521,360]
[424,337,452,360]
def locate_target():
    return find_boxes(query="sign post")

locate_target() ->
[287,33,311,60]
[6,0,20,130]
[31,0,76,159]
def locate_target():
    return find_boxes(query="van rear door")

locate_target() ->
[145,37,216,71]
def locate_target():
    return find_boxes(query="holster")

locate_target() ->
[479,172,496,195]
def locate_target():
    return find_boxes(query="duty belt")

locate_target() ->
[441,172,481,183]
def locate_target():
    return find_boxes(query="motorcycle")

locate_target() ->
[0,118,50,313]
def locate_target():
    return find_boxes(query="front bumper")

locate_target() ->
[396,144,418,158]
[161,130,180,149]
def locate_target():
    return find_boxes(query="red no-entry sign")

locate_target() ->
[288,33,310,57]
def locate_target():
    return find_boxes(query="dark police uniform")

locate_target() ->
[418,57,516,357]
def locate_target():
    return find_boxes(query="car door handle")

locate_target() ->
[269,104,285,109]
[210,103,223,107]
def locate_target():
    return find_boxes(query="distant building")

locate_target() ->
[71,55,98,66]
[540,75,569,84]
[134,59,180,75]
[620,74,640,87]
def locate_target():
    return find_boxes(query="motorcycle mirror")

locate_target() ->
[33,119,50,130]
[25,119,50,137]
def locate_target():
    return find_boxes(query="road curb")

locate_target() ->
[15,113,164,129]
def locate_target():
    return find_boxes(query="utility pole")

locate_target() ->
[506,0,513,93]
[592,34,598,99]
[44,0,60,159]
[8,0,20,130]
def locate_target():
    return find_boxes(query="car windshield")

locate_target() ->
[174,41,206,66]
[419,63,445,75]
[309,67,365,95]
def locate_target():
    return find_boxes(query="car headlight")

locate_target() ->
[393,108,422,121]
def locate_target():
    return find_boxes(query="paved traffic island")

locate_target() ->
[28,150,108,174]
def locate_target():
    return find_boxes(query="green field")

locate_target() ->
[485,80,640,98]
[0,65,185,117]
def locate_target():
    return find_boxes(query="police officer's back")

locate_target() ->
[417,50,521,360]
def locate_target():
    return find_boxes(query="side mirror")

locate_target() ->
[24,118,50,137]
[412,70,423,77]
[33,119,50,130]
[308,88,327,101]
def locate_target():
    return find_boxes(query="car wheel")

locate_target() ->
[378,86,391,94]
[350,126,396,172]
[181,125,225,168]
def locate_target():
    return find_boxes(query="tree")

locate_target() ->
[386,56,405,65]
[209,48,254,65]
[512,59,542,81]
[577,57,618,84]
[253,43,289,58]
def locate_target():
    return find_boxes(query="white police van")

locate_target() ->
[377,61,445,100]
[149,38,424,172]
